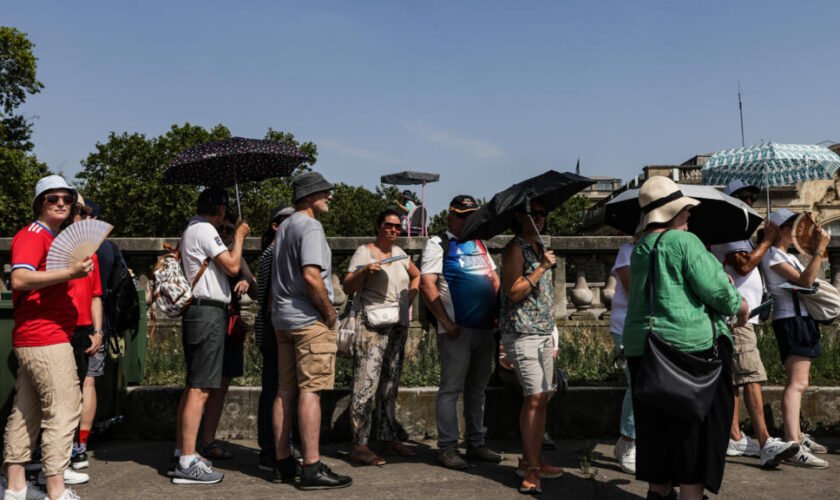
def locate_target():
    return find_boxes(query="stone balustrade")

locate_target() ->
[3,235,840,323]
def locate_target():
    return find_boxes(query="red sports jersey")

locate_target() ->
[68,253,102,326]
[10,222,79,347]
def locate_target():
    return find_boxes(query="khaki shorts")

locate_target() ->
[276,321,337,393]
[730,323,767,386]
[500,333,554,396]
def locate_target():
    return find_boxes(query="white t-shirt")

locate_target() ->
[710,240,763,325]
[420,231,497,333]
[609,243,633,335]
[761,246,808,319]
[179,216,230,303]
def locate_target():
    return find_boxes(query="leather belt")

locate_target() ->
[191,298,229,309]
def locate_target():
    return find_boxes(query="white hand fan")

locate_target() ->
[46,219,114,271]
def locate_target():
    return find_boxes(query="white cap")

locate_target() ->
[724,179,760,196]
[767,208,796,227]
[32,175,76,213]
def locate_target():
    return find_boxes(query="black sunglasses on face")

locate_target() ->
[381,222,401,231]
[529,210,548,218]
[45,194,74,204]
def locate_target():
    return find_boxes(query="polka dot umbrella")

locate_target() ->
[163,136,310,217]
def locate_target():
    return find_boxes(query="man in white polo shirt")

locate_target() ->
[171,187,250,484]
[709,179,799,469]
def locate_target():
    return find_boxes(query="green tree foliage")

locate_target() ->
[545,196,590,236]
[319,184,401,237]
[75,123,231,236]
[0,27,44,151]
[0,26,50,236]
[427,209,449,236]
[0,148,50,236]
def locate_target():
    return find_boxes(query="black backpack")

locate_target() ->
[105,243,139,341]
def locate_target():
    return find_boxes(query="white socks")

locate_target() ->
[179,453,197,469]
[4,486,27,500]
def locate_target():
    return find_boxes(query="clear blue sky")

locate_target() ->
[6,1,840,214]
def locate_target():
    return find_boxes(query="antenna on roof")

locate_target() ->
[575,158,580,175]
[738,82,745,147]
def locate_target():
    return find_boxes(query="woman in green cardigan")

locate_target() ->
[623,177,748,500]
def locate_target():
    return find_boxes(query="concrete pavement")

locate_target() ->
[51,438,840,499]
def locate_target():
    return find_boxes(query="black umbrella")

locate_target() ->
[380,170,440,236]
[458,170,594,243]
[163,136,310,217]
[604,183,762,244]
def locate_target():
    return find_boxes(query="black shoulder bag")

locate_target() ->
[633,230,723,422]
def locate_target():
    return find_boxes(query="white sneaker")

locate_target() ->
[785,449,829,469]
[0,477,47,500]
[56,489,81,500]
[800,433,829,454]
[613,438,636,474]
[36,469,89,486]
[727,434,760,457]
[759,437,800,469]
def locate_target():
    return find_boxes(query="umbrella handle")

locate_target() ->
[527,214,556,270]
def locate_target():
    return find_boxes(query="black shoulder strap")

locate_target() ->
[647,230,670,332]
[438,232,450,254]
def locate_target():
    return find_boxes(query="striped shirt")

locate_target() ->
[254,244,274,346]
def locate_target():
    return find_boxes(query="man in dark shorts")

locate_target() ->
[171,187,249,484]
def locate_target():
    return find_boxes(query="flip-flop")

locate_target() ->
[349,449,386,466]
[198,440,233,460]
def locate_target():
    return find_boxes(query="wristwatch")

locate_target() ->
[93,329,104,335]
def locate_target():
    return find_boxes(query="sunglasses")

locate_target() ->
[220,225,235,234]
[45,194,74,204]
[736,194,756,202]
[529,210,548,218]
[381,222,401,231]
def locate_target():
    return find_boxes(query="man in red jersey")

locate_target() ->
[3,175,92,500]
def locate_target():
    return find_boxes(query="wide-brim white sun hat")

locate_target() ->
[639,176,701,229]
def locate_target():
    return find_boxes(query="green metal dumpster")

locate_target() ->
[121,288,147,385]
[1,290,17,416]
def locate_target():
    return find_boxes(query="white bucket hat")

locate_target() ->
[32,175,76,215]
[639,176,700,229]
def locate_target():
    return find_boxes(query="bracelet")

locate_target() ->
[524,276,536,288]
[93,330,104,335]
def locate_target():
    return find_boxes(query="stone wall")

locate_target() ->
[118,385,840,441]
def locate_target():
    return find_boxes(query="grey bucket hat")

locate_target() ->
[292,171,334,203]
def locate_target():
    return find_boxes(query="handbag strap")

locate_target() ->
[646,230,719,350]
[646,230,671,333]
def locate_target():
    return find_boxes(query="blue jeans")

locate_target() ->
[258,328,278,456]
[611,332,635,439]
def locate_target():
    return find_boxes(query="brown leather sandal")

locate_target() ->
[519,466,542,495]
[349,448,386,466]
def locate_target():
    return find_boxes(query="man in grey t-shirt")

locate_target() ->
[270,171,352,490]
